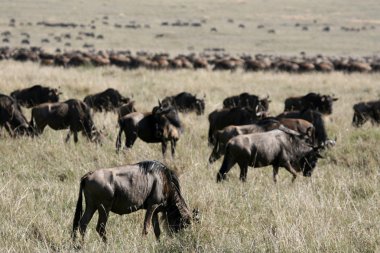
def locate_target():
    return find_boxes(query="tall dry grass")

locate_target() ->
[0,61,379,252]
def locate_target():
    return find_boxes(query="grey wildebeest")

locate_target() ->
[30,99,102,143]
[216,127,322,183]
[162,92,205,115]
[116,104,183,157]
[0,93,32,137]
[284,92,338,115]
[72,160,192,243]
[208,118,315,164]
[352,100,380,127]
[84,88,131,112]
[10,84,61,108]
[208,107,266,146]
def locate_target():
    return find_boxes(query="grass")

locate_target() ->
[1,0,380,55]
[0,61,379,252]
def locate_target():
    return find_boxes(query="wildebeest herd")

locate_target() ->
[1,84,380,244]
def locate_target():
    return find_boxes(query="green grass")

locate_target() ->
[0,62,379,252]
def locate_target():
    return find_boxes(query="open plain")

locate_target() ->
[0,0,380,252]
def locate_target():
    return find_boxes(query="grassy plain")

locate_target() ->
[1,0,380,55]
[0,62,379,252]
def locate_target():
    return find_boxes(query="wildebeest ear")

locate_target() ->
[333,98,338,101]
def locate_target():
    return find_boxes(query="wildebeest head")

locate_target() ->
[320,94,338,114]
[299,147,323,177]
[195,98,205,115]
[48,88,61,103]
[258,95,271,112]
[352,102,370,127]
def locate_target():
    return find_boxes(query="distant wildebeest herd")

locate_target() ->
[2,84,380,244]
[1,47,380,72]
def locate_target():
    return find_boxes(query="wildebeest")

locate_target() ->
[208,118,315,164]
[352,100,380,127]
[223,92,271,112]
[277,109,334,147]
[162,92,205,115]
[284,92,338,115]
[216,127,322,183]
[30,99,102,143]
[208,107,266,146]
[0,93,32,137]
[72,160,192,243]
[84,88,131,112]
[116,104,183,157]
[10,84,61,108]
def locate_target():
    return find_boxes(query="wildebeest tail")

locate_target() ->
[72,177,85,239]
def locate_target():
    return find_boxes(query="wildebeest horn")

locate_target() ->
[278,124,300,136]
[158,99,162,107]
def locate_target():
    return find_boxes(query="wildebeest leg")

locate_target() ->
[152,210,161,240]
[73,131,79,143]
[143,204,159,236]
[4,122,14,137]
[170,140,176,158]
[125,130,137,149]
[79,205,97,241]
[216,154,236,182]
[238,161,249,182]
[283,162,297,182]
[96,204,110,243]
[161,141,168,158]
[65,131,71,143]
[115,128,123,151]
[272,166,279,183]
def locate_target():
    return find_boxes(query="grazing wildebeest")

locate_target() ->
[277,109,334,147]
[352,100,380,127]
[223,92,271,112]
[84,88,131,112]
[117,100,137,118]
[162,92,205,115]
[208,107,266,146]
[30,99,102,143]
[208,118,315,164]
[216,127,322,183]
[116,105,183,157]
[72,160,192,243]
[10,84,61,108]
[284,92,338,115]
[0,93,32,137]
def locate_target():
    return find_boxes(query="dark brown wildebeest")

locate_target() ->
[30,99,102,143]
[0,93,32,137]
[352,100,380,127]
[162,92,205,115]
[72,160,192,243]
[208,107,266,146]
[116,105,183,157]
[117,100,137,118]
[216,127,322,183]
[83,88,131,112]
[208,118,315,164]
[10,84,61,108]
[223,92,271,112]
[284,92,338,115]
[277,109,334,147]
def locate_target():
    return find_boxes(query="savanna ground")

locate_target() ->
[0,62,379,252]
[1,0,380,252]
[1,0,380,56]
